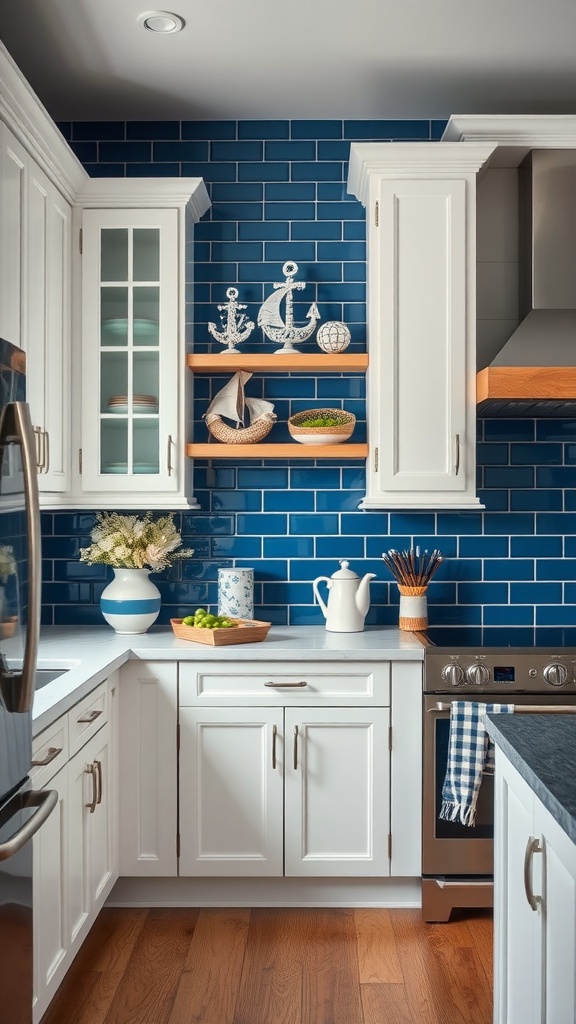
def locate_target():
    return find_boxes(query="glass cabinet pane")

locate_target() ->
[101,420,128,474]
[98,224,163,478]
[101,287,129,346]
[133,421,160,474]
[133,228,160,281]
[133,287,159,345]
[101,229,128,281]
[100,352,128,412]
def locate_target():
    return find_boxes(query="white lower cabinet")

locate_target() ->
[118,661,178,876]
[178,660,396,879]
[494,749,576,1024]
[32,676,118,1024]
[179,705,390,878]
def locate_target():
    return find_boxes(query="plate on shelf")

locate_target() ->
[134,463,159,473]
[106,404,159,415]
[101,318,159,341]
[101,463,128,474]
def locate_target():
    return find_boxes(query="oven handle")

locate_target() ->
[429,702,576,713]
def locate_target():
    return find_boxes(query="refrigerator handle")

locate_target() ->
[0,402,42,713]
[0,789,57,861]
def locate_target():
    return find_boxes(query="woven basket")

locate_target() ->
[207,414,274,445]
[171,617,271,646]
[288,408,355,444]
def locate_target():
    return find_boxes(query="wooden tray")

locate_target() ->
[170,617,271,646]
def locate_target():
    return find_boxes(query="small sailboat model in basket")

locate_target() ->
[258,261,320,353]
[204,371,277,444]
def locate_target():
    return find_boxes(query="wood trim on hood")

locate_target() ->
[477,366,576,401]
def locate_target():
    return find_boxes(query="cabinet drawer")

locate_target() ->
[68,681,108,756]
[179,661,390,706]
[31,717,69,788]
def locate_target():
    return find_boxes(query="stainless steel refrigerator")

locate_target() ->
[0,338,56,1023]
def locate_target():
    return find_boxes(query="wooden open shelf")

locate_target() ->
[186,443,368,460]
[187,353,368,373]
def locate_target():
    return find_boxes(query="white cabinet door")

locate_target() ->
[118,661,177,876]
[536,792,576,1024]
[0,122,71,494]
[27,163,71,492]
[0,123,26,346]
[494,749,576,1024]
[179,706,284,877]
[284,707,390,877]
[67,721,116,955]
[493,751,540,1024]
[347,142,496,510]
[33,764,67,1024]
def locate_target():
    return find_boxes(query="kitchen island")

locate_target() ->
[486,714,576,1024]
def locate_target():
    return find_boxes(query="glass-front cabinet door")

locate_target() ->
[80,208,179,494]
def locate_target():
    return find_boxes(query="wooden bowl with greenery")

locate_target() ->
[287,408,356,445]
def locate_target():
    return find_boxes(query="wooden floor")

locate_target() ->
[42,906,493,1024]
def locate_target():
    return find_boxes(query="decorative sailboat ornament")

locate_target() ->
[208,287,255,353]
[204,371,277,444]
[258,261,320,353]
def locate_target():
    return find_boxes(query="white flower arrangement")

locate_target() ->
[0,544,16,583]
[79,512,193,572]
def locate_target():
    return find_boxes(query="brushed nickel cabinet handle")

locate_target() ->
[76,709,102,724]
[454,433,461,476]
[31,746,63,767]
[43,430,50,474]
[85,764,97,813]
[94,759,103,805]
[523,835,542,911]
[264,681,308,688]
[33,426,43,471]
[293,725,299,770]
[167,434,173,476]
[272,724,277,770]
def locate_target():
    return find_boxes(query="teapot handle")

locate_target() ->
[312,577,331,618]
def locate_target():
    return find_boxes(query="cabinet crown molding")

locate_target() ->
[77,177,211,220]
[0,41,88,203]
[347,142,497,206]
[443,114,576,144]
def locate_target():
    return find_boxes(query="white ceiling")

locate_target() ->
[2,0,576,122]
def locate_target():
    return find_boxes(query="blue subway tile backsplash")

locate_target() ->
[41,118,576,635]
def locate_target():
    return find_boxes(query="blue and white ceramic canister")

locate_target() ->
[100,568,161,634]
[218,568,254,620]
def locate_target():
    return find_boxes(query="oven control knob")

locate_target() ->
[466,663,490,686]
[441,663,464,687]
[543,663,568,687]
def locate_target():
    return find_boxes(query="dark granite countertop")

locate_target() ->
[486,714,576,845]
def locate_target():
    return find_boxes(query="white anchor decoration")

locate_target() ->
[258,261,321,353]
[208,287,255,353]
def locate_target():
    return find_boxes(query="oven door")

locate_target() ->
[422,692,576,878]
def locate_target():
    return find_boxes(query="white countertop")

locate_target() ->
[30,624,424,735]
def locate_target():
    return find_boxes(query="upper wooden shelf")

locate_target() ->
[187,353,368,373]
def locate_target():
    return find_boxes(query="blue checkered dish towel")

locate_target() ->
[440,701,514,827]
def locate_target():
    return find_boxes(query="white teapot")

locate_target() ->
[313,560,376,633]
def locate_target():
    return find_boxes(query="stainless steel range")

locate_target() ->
[420,635,576,922]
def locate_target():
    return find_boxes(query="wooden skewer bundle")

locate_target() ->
[381,547,443,589]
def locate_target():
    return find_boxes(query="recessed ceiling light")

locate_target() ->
[138,11,185,33]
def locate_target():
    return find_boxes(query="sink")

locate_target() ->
[34,668,72,690]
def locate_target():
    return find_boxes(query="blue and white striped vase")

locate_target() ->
[100,568,161,634]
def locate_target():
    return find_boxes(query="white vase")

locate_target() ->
[100,568,161,634]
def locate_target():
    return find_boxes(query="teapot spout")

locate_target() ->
[355,573,376,616]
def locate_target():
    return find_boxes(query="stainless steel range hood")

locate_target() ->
[477,149,576,417]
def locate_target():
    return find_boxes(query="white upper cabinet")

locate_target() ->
[0,122,72,494]
[72,179,209,510]
[0,41,210,510]
[347,142,496,509]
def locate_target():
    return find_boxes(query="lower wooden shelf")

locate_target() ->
[186,443,368,459]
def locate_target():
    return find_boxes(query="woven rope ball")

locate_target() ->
[315,321,351,353]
